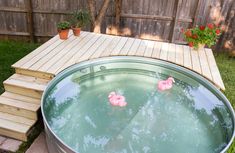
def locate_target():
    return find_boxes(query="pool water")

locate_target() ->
[43,58,234,153]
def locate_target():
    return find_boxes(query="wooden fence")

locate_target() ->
[0,0,234,51]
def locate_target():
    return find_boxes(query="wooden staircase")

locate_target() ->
[0,71,52,141]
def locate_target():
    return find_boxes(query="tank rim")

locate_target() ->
[41,56,235,153]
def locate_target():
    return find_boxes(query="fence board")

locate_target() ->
[0,0,233,51]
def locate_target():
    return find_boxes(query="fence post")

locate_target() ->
[192,0,202,27]
[26,0,35,42]
[169,0,180,43]
[115,0,122,35]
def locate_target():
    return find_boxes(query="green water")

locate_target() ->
[44,67,233,153]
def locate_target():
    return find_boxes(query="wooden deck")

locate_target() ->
[12,31,225,90]
[0,31,225,141]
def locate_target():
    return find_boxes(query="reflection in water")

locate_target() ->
[44,67,233,153]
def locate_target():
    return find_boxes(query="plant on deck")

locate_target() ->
[71,10,91,36]
[71,10,91,28]
[57,21,71,31]
[183,23,221,49]
[57,21,71,40]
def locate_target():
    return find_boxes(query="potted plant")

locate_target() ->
[183,23,221,50]
[71,10,90,36]
[57,21,71,40]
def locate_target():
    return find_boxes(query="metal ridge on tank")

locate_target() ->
[41,56,235,153]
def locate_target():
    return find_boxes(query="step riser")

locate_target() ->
[0,128,27,141]
[15,68,54,80]
[0,104,37,120]
[1,92,41,105]
[4,84,43,99]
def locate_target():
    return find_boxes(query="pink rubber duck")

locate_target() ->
[157,77,175,91]
[108,92,127,107]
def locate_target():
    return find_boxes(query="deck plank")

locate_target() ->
[90,36,115,59]
[0,96,39,111]
[101,36,122,57]
[0,118,30,133]
[183,46,192,69]
[198,48,213,80]
[135,40,148,56]
[110,37,129,55]
[46,32,95,74]
[20,31,73,69]
[77,35,109,62]
[190,48,202,74]
[159,42,169,61]
[175,45,184,66]
[55,33,101,74]
[37,32,89,72]
[127,39,141,55]
[119,38,135,55]
[205,48,225,90]
[167,43,176,63]
[0,112,35,126]
[1,92,40,105]
[151,41,162,59]
[12,35,60,68]
[10,74,49,85]
[144,40,155,57]
[30,35,78,70]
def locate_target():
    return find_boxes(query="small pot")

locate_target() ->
[58,29,69,40]
[72,27,81,36]
[196,44,205,51]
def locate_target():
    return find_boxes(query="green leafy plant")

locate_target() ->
[57,21,71,30]
[71,10,91,28]
[183,23,221,49]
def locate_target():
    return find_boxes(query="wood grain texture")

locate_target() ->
[152,41,162,59]
[183,45,192,69]
[205,48,225,90]
[0,0,233,51]
[190,48,202,74]
[159,42,169,61]
[47,32,95,74]
[12,31,225,92]
[198,48,212,80]
[38,32,89,72]
[175,44,184,65]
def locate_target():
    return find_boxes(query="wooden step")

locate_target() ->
[0,112,36,141]
[15,68,54,80]
[1,92,41,105]
[3,74,49,99]
[0,96,39,120]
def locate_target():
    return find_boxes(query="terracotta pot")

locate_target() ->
[196,44,205,51]
[58,29,69,40]
[72,27,81,36]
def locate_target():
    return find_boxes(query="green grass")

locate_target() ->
[214,53,235,153]
[0,40,41,153]
[0,41,39,94]
[0,40,234,152]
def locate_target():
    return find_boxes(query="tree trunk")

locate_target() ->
[87,0,111,33]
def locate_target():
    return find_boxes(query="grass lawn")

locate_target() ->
[0,40,234,152]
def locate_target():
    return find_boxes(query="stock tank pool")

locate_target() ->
[41,56,235,153]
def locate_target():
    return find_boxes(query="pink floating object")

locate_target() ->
[108,92,127,107]
[157,77,175,91]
